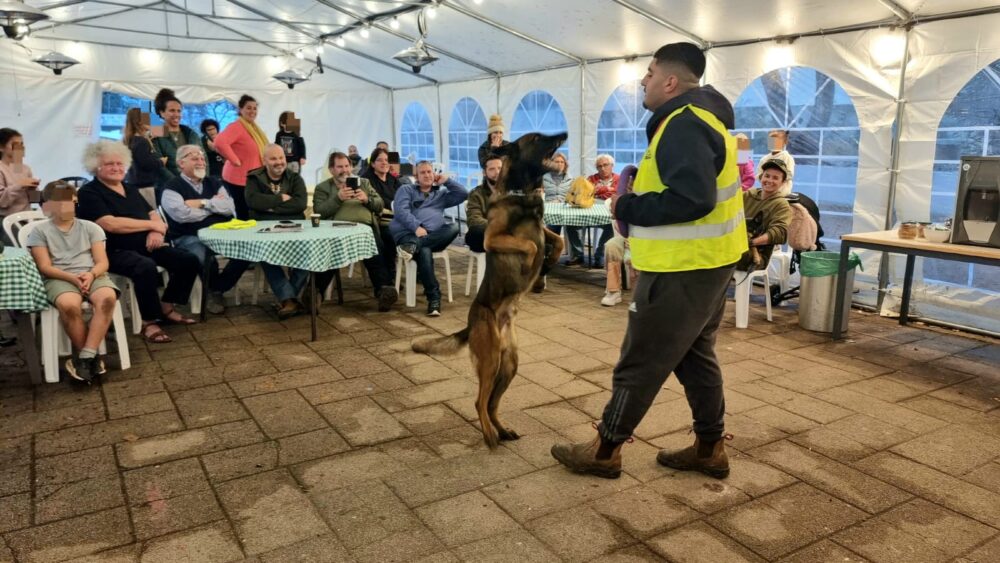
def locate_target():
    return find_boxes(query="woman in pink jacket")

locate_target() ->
[212,95,267,219]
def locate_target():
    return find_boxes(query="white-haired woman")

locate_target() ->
[77,140,200,344]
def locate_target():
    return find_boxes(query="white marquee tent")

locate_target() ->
[1,0,999,333]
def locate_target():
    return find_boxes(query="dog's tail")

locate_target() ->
[411,327,470,355]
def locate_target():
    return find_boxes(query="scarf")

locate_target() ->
[239,117,268,158]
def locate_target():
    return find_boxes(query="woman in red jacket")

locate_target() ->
[212,95,267,219]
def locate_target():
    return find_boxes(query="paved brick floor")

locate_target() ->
[1,249,998,562]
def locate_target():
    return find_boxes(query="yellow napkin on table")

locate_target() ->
[208,219,258,230]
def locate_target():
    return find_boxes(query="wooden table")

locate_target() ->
[832,230,1000,340]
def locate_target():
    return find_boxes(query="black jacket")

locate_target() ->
[615,85,735,228]
[124,136,164,187]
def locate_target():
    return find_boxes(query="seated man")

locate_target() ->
[756,129,795,197]
[27,181,119,382]
[245,143,309,319]
[78,140,200,345]
[464,155,502,253]
[740,160,792,271]
[390,161,467,316]
[161,144,250,314]
[312,151,397,311]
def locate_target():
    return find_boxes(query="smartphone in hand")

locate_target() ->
[346,176,360,191]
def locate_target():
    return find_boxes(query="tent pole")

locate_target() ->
[876,27,912,313]
[579,61,586,176]
[390,89,397,151]
[437,84,445,166]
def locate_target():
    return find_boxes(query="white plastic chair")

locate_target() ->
[3,210,46,247]
[465,251,486,296]
[17,222,131,382]
[395,249,452,308]
[769,245,793,294]
[733,269,772,329]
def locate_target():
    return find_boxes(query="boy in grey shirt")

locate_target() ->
[27,181,119,383]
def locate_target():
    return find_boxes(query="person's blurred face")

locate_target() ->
[416,163,435,189]
[484,159,502,183]
[204,125,218,139]
[179,150,207,180]
[348,145,358,156]
[2,135,23,160]
[97,153,127,184]
[43,198,76,222]
[489,131,503,146]
[331,156,352,183]
[263,146,286,178]
[372,152,390,175]
[596,158,614,179]
[767,130,787,152]
[551,154,567,175]
[240,101,258,121]
[760,168,785,197]
[162,101,182,129]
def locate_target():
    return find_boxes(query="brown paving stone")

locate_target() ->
[853,452,1000,527]
[633,398,696,440]
[322,348,393,378]
[778,395,854,424]
[0,493,30,533]
[349,526,445,563]
[215,469,329,555]
[518,361,575,389]
[392,404,467,436]
[131,490,225,540]
[258,534,352,563]
[242,390,327,439]
[730,380,802,404]
[962,462,1000,494]
[387,448,536,507]
[116,419,265,468]
[200,442,279,483]
[647,469,752,514]
[778,540,868,562]
[751,441,911,514]
[5,507,133,563]
[105,392,174,420]
[35,410,184,457]
[173,384,248,429]
[962,534,1000,562]
[600,544,667,562]
[711,482,867,559]
[375,378,479,413]
[33,385,103,412]
[419,424,489,459]
[229,365,342,399]
[396,359,461,384]
[0,464,29,497]
[415,490,520,547]
[647,520,765,563]
[591,486,698,539]
[816,388,951,434]
[100,377,166,401]
[767,365,867,394]
[59,544,142,562]
[309,479,421,549]
[788,427,877,462]
[741,405,819,434]
[298,378,383,405]
[523,401,592,429]
[35,446,118,484]
[548,353,609,374]
[367,370,415,391]
[929,378,1000,412]
[293,449,404,493]
[527,505,634,560]
[824,413,918,450]
[35,474,124,523]
[0,401,106,439]
[720,414,789,451]
[316,396,411,446]
[843,374,935,402]
[138,520,243,563]
[482,465,639,522]
[123,458,210,506]
[568,390,612,419]
[889,425,1000,476]
[276,428,350,466]
[451,530,559,563]
[833,498,997,562]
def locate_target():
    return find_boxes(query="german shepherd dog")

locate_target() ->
[412,132,567,448]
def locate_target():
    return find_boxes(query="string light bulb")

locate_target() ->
[390,17,400,30]
[335,36,345,47]
[360,25,370,39]
[295,49,305,59]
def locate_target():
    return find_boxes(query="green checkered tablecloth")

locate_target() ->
[198,220,378,272]
[544,202,613,227]
[0,247,49,312]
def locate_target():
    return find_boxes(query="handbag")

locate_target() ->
[565,176,595,208]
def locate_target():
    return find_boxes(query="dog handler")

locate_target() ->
[551,42,747,479]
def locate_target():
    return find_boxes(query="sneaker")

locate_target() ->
[426,299,441,317]
[65,357,94,383]
[397,243,417,262]
[601,291,622,307]
[378,286,398,312]
[92,356,107,375]
[206,292,226,315]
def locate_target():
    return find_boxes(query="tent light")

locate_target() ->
[315,44,324,56]
[295,49,305,59]
[360,25,370,39]
[336,36,346,47]
[618,58,641,83]
[33,50,79,75]
[427,5,437,19]
[871,31,905,69]
[0,1,48,39]
[390,17,400,30]
[764,44,794,72]
[273,68,309,89]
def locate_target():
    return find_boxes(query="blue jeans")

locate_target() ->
[566,226,613,263]
[172,235,251,294]
[260,263,309,302]
[396,222,459,301]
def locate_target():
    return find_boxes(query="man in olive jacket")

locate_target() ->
[245,144,309,319]
[313,152,397,311]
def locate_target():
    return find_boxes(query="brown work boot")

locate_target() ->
[550,435,622,479]
[656,435,731,479]
[277,299,303,320]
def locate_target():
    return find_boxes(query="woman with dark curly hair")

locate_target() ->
[150,88,202,184]
[199,118,225,179]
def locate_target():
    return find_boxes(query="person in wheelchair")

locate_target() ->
[737,160,791,272]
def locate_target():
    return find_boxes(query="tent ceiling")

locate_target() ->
[17,0,1000,89]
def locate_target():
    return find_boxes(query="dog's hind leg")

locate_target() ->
[470,315,503,449]
[489,323,520,441]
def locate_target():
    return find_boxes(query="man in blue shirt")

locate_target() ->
[390,161,467,316]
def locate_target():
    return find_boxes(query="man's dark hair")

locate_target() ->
[760,160,788,181]
[653,42,706,79]
[199,119,220,135]
[328,151,350,168]
[484,154,503,167]
[376,141,389,148]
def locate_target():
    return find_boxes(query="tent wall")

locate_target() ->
[0,40,391,184]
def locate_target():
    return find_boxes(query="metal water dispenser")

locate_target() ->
[952,156,1000,248]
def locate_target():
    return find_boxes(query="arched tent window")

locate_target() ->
[448,97,487,183]
[927,59,1000,288]
[510,90,570,159]
[597,80,651,173]
[400,102,436,164]
[99,91,236,141]
[733,67,860,249]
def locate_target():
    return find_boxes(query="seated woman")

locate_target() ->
[76,140,200,344]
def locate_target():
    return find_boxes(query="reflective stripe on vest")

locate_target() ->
[628,103,748,272]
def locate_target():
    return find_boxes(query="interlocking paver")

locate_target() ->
[416,490,520,547]
[116,419,264,468]
[5,507,133,563]
[482,465,639,522]
[648,520,765,563]
[890,425,1000,475]
[242,390,328,439]
[451,530,559,563]
[138,520,243,563]
[316,396,411,446]
[173,384,249,428]
[592,485,698,539]
[527,505,634,561]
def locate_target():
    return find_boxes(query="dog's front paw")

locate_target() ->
[498,428,520,441]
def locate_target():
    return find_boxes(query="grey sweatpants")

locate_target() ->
[599,264,735,443]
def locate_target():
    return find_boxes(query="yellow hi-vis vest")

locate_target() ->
[628,105,748,272]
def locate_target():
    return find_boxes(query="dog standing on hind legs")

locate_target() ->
[411,132,567,448]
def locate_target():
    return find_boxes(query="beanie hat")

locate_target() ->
[487,114,505,135]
